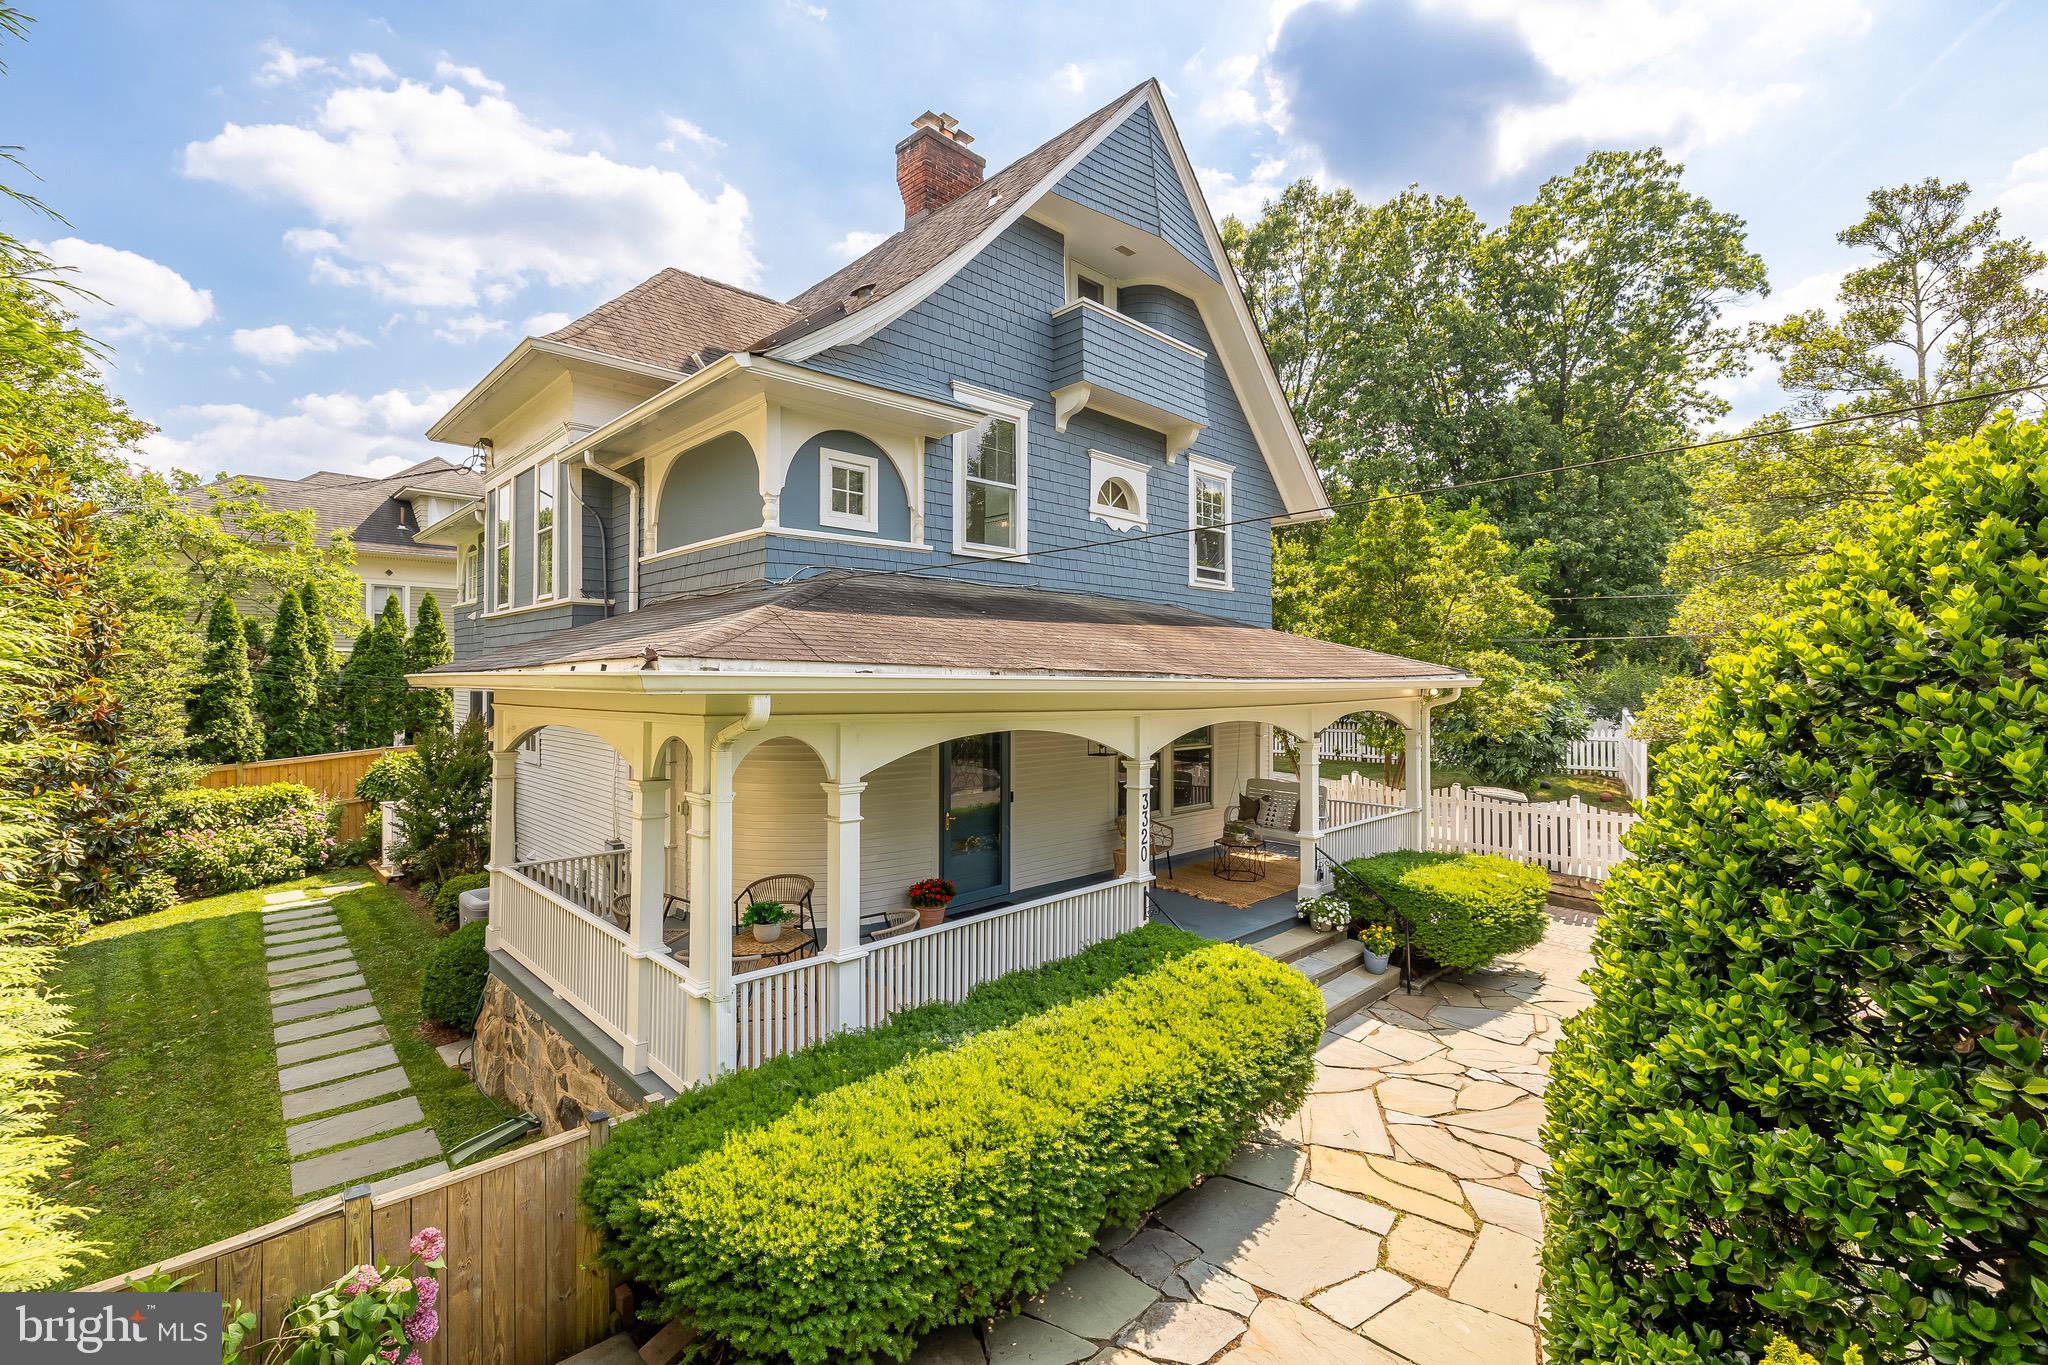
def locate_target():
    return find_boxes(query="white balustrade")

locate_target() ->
[639,952,698,1091]
[1320,808,1421,864]
[490,868,636,1045]
[732,955,835,1070]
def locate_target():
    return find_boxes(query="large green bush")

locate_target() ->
[431,872,490,927]
[1342,849,1548,969]
[583,926,1317,1362]
[354,749,420,804]
[1541,417,2048,1364]
[155,782,332,897]
[420,921,488,1030]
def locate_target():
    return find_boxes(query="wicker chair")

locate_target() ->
[1112,816,1176,881]
[733,874,818,961]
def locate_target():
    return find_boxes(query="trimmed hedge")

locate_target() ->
[1342,850,1548,969]
[1541,418,2048,1364]
[431,872,489,926]
[155,782,333,897]
[420,921,488,1029]
[583,926,1320,1362]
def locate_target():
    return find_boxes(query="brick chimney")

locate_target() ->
[895,112,985,226]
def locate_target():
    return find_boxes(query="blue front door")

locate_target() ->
[940,733,1009,908]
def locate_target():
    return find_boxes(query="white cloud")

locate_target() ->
[433,59,505,95]
[1054,63,1087,96]
[434,313,509,343]
[1197,157,1299,223]
[1183,49,1287,135]
[229,322,370,364]
[521,310,573,335]
[1996,145,2048,244]
[347,52,395,81]
[139,386,463,481]
[829,229,888,261]
[256,39,327,86]
[31,237,215,338]
[658,114,722,152]
[183,72,759,308]
[785,0,828,19]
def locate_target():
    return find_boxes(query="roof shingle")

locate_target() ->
[205,457,482,558]
[542,268,798,374]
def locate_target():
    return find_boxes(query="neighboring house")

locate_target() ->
[212,457,484,644]
[413,81,1477,1122]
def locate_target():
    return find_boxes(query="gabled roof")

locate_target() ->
[204,457,483,559]
[422,572,1471,685]
[542,268,798,374]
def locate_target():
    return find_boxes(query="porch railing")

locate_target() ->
[1319,807,1422,865]
[515,847,630,922]
[491,867,635,1045]
[733,954,836,1071]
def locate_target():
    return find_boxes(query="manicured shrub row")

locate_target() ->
[599,933,1321,1363]
[420,921,488,1029]
[1341,849,1548,969]
[1541,419,2048,1364]
[431,872,490,926]
[155,782,334,897]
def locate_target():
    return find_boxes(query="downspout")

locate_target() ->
[580,453,640,614]
[716,695,772,748]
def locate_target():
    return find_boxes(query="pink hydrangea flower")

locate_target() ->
[341,1264,382,1297]
[402,1352,422,1365]
[413,1276,439,1311]
[403,1309,439,1345]
[379,1347,400,1363]
[408,1227,445,1262]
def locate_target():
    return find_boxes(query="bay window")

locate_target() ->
[534,459,557,600]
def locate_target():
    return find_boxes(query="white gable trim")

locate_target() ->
[767,82,1329,525]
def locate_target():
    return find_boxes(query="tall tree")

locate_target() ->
[342,597,410,749]
[1667,177,2048,652]
[252,591,319,758]
[404,592,453,738]
[297,580,339,750]
[187,595,263,763]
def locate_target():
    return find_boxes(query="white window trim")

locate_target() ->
[533,458,558,603]
[1087,449,1148,533]
[949,381,1032,560]
[818,448,880,533]
[459,543,480,605]
[490,485,512,611]
[1188,455,1233,591]
[1066,258,1121,311]
[366,582,408,620]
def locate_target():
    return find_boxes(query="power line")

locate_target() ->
[786,382,2048,587]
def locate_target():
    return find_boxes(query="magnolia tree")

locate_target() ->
[1541,416,2048,1363]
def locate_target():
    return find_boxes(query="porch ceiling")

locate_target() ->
[416,572,1478,696]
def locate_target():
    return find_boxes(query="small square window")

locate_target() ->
[819,449,879,533]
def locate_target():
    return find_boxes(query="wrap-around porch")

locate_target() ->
[479,692,1442,1089]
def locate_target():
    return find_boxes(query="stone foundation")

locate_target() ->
[473,975,642,1135]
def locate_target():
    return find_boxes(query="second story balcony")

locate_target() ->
[1049,299,1208,459]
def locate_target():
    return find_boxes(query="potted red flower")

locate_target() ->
[907,877,956,929]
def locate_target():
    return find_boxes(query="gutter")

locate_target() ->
[580,453,640,614]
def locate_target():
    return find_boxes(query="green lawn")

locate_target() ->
[48,871,512,1287]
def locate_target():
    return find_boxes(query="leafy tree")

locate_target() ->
[1434,655,1589,788]
[252,591,320,758]
[1659,178,2048,739]
[1542,416,2048,1364]
[297,581,339,750]
[393,715,491,885]
[187,595,263,763]
[341,598,409,749]
[404,592,452,737]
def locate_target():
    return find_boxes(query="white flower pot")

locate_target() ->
[753,922,784,944]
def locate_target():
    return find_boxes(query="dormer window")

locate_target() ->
[819,449,879,533]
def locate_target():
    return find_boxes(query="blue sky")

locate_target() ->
[6,0,2045,480]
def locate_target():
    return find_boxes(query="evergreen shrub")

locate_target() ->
[1342,849,1548,969]
[420,921,488,1029]
[156,782,332,896]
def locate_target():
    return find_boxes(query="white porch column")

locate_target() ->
[1297,730,1323,897]
[487,749,518,950]
[706,747,739,1074]
[619,774,668,1073]
[821,779,867,1035]
[681,788,718,1085]
[1407,707,1434,851]
[1121,758,1156,884]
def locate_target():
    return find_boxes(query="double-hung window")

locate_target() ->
[534,459,557,601]
[1117,726,1216,819]
[951,383,1031,557]
[461,542,481,604]
[819,449,879,533]
[1189,457,1232,588]
[491,486,511,609]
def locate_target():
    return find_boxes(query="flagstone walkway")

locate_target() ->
[261,885,448,1201]
[911,918,1598,1365]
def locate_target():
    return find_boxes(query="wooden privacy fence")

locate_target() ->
[199,745,413,846]
[87,1117,616,1365]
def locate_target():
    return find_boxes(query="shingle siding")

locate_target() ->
[1049,104,1220,283]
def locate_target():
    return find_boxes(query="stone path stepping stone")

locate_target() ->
[272,988,375,1022]
[256,891,448,1204]
[282,1066,410,1121]
[290,1127,443,1197]
[278,1042,400,1093]
[270,973,368,1005]
[1022,1255,1157,1341]
[263,889,313,904]
[274,1004,381,1045]
[287,1095,425,1156]
[276,1024,389,1066]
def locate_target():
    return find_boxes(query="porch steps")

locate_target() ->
[1249,924,1340,964]
[1250,926,1404,1022]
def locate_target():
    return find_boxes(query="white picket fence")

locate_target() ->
[1291,712,1650,802]
[1322,773,1638,881]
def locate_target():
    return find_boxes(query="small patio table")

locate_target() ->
[1211,836,1269,882]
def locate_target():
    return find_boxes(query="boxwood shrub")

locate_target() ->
[431,871,490,926]
[1541,418,2048,1364]
[583,926,1320,1362]
[1342,849,1548,969]
[420,921,488,1030]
